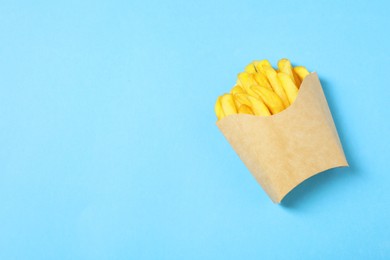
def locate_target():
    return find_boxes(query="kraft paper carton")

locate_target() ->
[217,73,348,203]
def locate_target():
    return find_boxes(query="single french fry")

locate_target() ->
[244,63,257,74]
[278,58,297,86]
[292,70,302,88]
[214,96,225,120]
[293,66,310,81]
[250,85,285,114]
[264,67,290,107]
[220,94,237,116]
[278,72,299,104]
[246,95,271,116]
[238,104,254,115]
[233,93,252,107]
[246,86,261,99]
[253,72,272,90]
[237,72,257,92]
[230,85,245,95]
[253,60,272,76]
[237,73,263,98]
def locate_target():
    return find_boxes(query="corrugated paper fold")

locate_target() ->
[217,73,348,203]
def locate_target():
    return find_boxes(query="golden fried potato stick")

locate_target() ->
[237,72,267,98]
[250,85,285,114]
[292,70,302,88]
[277,72,299,104]
[220,94,237,116]
[230,85,245,95]
[233,93,252,107]
[246,87,261,99]
[278,58,297,86]
[214,96,225,120]
[253,72,272,90]
[244,63,257,74]
[293,66,310,81]
[238,104,254,115]
[264,67,290,107]
[253,60,272,76]
[237,72,257,91]
[246,95,271,116]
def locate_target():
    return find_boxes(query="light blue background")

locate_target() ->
[0,0,389,259]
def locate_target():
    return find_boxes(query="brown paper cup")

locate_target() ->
[217,72,348,203]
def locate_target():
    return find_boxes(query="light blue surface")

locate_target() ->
[0,0,389,259]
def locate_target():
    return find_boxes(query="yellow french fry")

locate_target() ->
[246,86,261,99]
[233,93,252,107]
[264,67,290,107]
[293,66,310,81]
[250,85,285,114]
[214,96,225,120]
[292,70,302,88]
[220,94,237,116]
[237,72,257,91]
[230,85,245,95]
[277,58,297,86]
[244,63,257,74]
[253,60,272,76]
[238,104,254,115]
[246,95,271,116]
[277,72,299,104]
[253,72,272,90]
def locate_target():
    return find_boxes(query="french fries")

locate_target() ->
[233,93,252,107]
[244,63,257,74]
[277,59,296,85]
[230,85,245,95]
[215,58,310,120]
[293,66,310,81]
[253,73,272,90]
[214,96,225,120]
[220,94,237,116]
[237,72,257,91]
[253,60,272,75]
[277,72,299,104]
[250,85,285,114]
[246,95,271,116]
[238,104,254,115]
[264,67,290,107]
